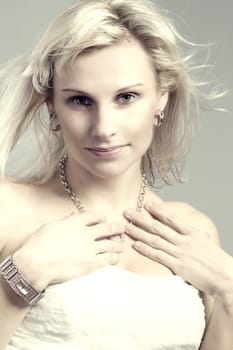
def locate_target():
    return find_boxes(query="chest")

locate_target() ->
[3,195,172,279]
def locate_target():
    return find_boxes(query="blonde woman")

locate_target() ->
[0,0,232,349]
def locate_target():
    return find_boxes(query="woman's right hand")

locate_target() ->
[13,211,124,291]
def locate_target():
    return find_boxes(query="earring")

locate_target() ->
[50,112,61,132]
[154,110,164,127]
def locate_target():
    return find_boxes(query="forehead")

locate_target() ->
[53,39,156,90]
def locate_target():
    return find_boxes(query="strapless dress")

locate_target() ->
[6,266,206,350]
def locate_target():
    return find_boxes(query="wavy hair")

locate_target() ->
[0,0,215,186]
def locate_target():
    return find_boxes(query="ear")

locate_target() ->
[157,91,169,112]
[46,98,54,115]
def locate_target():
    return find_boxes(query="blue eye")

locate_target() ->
[68,95,92,106]
[117,93,139,104]
[67,92,139,107]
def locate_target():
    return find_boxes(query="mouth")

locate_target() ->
[86,145,128,151]
[84,144,129,158]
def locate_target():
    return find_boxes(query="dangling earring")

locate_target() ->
[50,112,61,132]
[154,110,164,127]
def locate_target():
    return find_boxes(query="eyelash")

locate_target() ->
[67,92,139,107]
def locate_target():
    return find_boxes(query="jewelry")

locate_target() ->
[0,255,45,305]
[154,110,164,127]
[59,154,147,238]
[50,112,61,132]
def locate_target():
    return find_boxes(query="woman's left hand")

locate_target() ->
[124,201,233,298]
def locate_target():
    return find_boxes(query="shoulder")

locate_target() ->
[166,200,220,244]
[0,176,41,207]
[0,177,49,254]
[0,176,62,218]
[0,175,70,245]
[0,178,24,253]
[0,176,36,220]
[147,191,219,244]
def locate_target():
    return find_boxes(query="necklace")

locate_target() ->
[59,154,147,215]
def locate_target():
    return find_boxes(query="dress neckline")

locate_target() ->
[101,265,182,282]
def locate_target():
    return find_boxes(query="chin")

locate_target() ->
[84,161,140,179]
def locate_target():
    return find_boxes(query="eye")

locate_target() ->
[68,95,92,106]
[117,92,139,104]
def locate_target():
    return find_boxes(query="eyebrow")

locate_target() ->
[61,83,144,95]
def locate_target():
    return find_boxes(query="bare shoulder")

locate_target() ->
[0,177,53,255]
[0,175,72,255]
[0,175,60,206]
[166,200,220,244]
[147,191,219,244]
[0,176,36,224]
[0,176,42,208]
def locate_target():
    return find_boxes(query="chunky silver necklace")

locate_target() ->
[59,154,147,214]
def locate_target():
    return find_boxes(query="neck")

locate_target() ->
[60,155,146,216]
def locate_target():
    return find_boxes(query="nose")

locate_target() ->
[90,105,117,140]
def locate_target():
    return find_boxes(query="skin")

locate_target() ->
[123,202,233,350]
[48,38,167,190]
[46,37,233,320]
[1,38,170,284]
[1,37,233,349]
[47,36,233,347]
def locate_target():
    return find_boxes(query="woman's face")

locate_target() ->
[48,38,168,179]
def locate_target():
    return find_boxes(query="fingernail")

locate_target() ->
[145,202,153,209]
[125,222,132,232]
[120,234,125,242]
[134,241,141,249]
[124,209,133,217]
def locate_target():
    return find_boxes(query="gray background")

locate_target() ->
[0,1,232,253]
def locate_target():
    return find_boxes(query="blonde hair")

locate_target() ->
[0,0,214,186]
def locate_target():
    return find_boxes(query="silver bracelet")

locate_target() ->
[0,255,45,305]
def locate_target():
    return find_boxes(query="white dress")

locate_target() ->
[6,266,206,350]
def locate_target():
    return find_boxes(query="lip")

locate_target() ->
[86,145,127,152]
[85,144,129,158]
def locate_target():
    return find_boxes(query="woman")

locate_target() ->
[0,0,232,349]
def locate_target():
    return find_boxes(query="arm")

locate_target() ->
[0,178,124,349]
[196,215,233,350]
[0,181,31,349]
[0,271,30,350]
[199,266,233,349]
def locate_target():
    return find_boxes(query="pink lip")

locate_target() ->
[87,145,126,152]
[85,145,128,158]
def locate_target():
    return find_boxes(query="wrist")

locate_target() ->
[0,255,46,305]
[215,271,233,312]
[0,272,30,307]
[13,250,49,293]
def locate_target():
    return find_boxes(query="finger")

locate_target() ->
[124,211,180,244]
[96,252,120,267]
[144,202,193,235]
[92,222,125,240]
[96,240,124,254]
[134,241,177,270]
[125,223,178,257]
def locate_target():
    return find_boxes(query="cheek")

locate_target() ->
[61,123,89,149]
[55,105,87,135]
[128,102,154,137]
